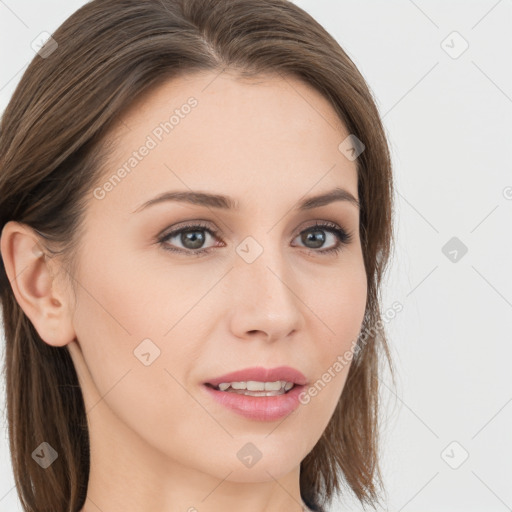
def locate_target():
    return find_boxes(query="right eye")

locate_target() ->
[158,221,222,255]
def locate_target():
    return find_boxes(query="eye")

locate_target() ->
[157,220,353,256]
[292,221,353,255]
[158,221,221,256]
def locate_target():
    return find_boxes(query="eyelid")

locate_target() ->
[157,219,215,239]
[158,218,349,237]
[157,218,353,255]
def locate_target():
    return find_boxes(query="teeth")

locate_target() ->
[265,381,283,391]
[237,390,286,396]
[247,380,265,391]
[215,380,295,393]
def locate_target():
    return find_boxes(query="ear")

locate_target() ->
[0,220,76,347]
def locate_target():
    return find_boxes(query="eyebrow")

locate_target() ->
[131,186,360,213]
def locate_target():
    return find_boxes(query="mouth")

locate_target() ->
[203,365,307,393]
[201,366,308,421]
[204,380,297,397]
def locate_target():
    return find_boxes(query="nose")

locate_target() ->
[227,247,304,343]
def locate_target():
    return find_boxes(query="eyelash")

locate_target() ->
[157,220,353,257]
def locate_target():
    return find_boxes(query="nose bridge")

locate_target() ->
[250,255,291,304]
[239,230,291,295]
[229,236,303,340]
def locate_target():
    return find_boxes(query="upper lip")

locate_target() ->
[204,366,308,387]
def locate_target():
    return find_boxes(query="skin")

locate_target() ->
[1,70,367,512]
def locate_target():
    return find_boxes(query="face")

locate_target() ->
[66,70,367,483]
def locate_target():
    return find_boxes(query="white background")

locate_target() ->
[1,1,511,511]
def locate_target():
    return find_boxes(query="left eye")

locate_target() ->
[158,221,352,256]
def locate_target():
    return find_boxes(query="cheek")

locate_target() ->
[70,245,208,417]
[70,268,204,458]
[313,258,367,354]
[299,260,366,421]
[69,251,171,403]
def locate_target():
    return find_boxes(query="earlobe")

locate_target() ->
[0,220,76,347]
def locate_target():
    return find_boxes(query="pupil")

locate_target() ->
[182,230,205,249]
[303,229,325,248]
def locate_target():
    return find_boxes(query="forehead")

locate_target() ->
[90,70,358,216]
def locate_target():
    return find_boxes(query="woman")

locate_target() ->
[0,0,395,511]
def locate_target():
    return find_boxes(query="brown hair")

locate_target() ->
[0,1,396,511]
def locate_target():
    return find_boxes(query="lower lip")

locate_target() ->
[202,384,306,421]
